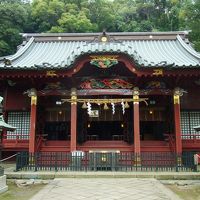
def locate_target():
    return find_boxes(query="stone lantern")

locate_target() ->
[0,96,16,159]
[0,96,16,194]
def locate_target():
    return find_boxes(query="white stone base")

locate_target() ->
[0,175,8,194]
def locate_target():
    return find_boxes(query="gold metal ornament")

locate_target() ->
[62,97,148,105]
[101,36,108,42]
[46,70,58,77]
[152,69,163,76]
[103,103,109,110]
[31,96,37,105]
[82,102,87,109]
[124,102,129,108]
[173,95,180,104]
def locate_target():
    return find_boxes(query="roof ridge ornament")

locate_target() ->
[3,58,12,66]
[100,31,109,43]
[87,31,122,44]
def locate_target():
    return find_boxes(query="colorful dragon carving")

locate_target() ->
[80,79,133,89]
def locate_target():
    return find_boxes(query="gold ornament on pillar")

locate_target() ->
[71,95,77,105]
[173,87,185,104]
[31,96,37,105]
[173,95,180,104]
[25,88,37,105]
[133,87,140,104]
[71,88,77,105]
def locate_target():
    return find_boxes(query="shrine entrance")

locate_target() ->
[76,95,134,144]
[75,94,171,144]
[87,121,123,141]
[139,95,172,141]
[140,121,166,140]
[44,121,70,140]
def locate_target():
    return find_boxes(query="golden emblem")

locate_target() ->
[46,70,58,77]
[152,69,163,76]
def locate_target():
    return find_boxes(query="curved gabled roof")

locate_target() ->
[0,31,199,69]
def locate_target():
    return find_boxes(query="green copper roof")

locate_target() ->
[0,32,199,69]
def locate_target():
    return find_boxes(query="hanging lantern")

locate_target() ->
[149,110,153,114]
[104,103,109,110]
[124,102,129,109]
[82,102,87,109]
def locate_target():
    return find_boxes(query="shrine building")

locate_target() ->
[0,31,200,170]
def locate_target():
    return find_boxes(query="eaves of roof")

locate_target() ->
[0,32,199,70]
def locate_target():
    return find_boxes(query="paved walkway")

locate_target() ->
[30,178,182,200]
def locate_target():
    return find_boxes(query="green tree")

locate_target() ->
[188,2,200,51]
[0,0,199,56]
[0,0,30,56]
[31,0,65,32]
[179,0,200,51]
[50,11,96,32]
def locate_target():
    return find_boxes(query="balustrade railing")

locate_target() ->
[35,135,43,152]
[168,134,175,152]
[16,151,197,172]
[2,133,29,148]
[182,134,200,140]
[3,133,29,140]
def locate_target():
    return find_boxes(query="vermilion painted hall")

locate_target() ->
[0,31,200,170]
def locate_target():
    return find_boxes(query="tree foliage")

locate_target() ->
[179,0,200,51]
[0,0,199,56]
[0,0,30,55]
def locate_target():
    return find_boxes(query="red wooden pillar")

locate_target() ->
[133,87,141,165]
[173,88,182,156]
[70,88,77,152]
[29,92,37,153]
